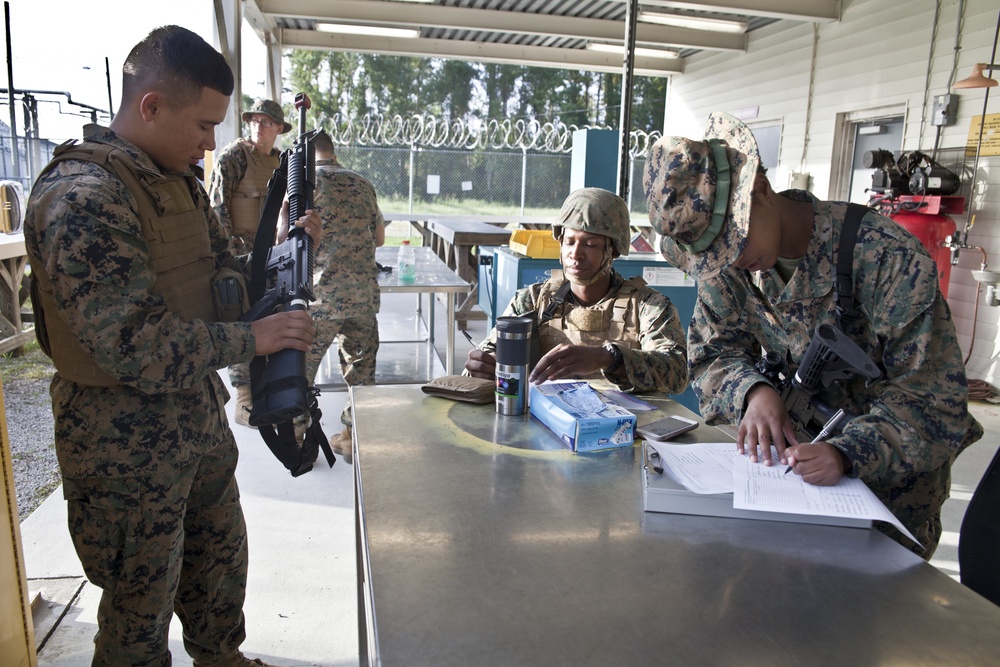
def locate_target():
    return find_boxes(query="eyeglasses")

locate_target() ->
[249,117,277,128]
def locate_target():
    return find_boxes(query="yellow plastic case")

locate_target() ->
[509,229,561,258]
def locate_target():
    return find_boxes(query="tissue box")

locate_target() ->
[529,381,636,452]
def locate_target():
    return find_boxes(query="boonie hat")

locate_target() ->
[241,99,293,134]
[643,112,761,278]
[552,187,631,257]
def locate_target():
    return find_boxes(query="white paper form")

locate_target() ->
[648,442,736,494]
[732,455,921,546]
[648,441,921,547]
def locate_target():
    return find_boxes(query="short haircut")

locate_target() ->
[313,130,335,155]
[121,25,234,107]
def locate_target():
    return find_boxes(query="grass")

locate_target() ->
[378,196,561,219]
[1,340,54,383]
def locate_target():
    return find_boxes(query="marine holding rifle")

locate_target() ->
[24,26,320,665]
[464,187,688,395]
[643,111,982,556]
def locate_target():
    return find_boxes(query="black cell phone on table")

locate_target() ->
[636,415,699,442]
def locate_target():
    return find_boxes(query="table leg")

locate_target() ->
[447,292,456,375]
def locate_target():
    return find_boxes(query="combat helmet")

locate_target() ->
[552,187,631,257]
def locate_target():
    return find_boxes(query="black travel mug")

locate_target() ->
[494,316,533,416]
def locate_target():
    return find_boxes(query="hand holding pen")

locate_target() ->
[463,330,498,380]
[784,410,847,484]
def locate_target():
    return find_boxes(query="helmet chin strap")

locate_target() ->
[563,245,614,286]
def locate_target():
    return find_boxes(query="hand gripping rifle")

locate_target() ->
[756,323,882,441]
[242,92,334,476]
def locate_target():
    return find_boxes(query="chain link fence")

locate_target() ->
[2,116,658,219]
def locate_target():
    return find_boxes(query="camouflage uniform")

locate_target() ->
[644,112,982,556]
[24,124,256,664]
[208,137,281,256]
[306,156,384,426]
[480,268,688,394]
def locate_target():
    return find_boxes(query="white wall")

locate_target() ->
[664,0,1000,387]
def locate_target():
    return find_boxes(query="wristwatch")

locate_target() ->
[603,341,624,373]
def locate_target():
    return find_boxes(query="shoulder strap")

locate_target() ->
[835,203,868,328]
[539,280,572,325]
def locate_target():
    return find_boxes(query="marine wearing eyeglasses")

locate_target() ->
[208,99,295,428]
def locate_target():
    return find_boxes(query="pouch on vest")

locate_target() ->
[530,280,573,367]
[212,267,250,322]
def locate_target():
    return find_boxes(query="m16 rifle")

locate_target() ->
[243,92,334,476]
[756,324,882,441]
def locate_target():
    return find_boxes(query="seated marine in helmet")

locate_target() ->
[465,187,689,394]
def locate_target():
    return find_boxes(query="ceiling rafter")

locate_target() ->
[281,28,683,76]
[257,0,748,51]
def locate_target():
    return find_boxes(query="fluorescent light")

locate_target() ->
[639,11,747,34]
[586,43,680,60]
[858,125,884,135]
[317,23,421,38]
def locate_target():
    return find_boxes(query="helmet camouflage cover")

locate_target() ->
[552,187,631,256]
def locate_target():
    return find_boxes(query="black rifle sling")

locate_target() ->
[249,151,289,305]
[834,203,868,329]
[540,281,573,324]
[257,392,335,478]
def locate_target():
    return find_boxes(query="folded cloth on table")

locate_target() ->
[421,375,495,403]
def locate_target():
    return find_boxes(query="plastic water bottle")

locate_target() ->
[397,240,416,284]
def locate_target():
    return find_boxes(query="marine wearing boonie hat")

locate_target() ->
[241,99,293,134]
[643,112,761,278]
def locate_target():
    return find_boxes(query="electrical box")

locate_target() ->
[932,93,958,127]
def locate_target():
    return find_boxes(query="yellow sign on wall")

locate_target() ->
[965,112,1000,157]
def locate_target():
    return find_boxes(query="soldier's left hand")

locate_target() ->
[294,209,322,245]
[529,343,615,384]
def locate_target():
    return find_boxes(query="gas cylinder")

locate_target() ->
[889,210,956,299]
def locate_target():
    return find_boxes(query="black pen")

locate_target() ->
[785,409,847,476]
[461,329,479,350]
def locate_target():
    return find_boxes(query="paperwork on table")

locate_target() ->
[647,441,920,546]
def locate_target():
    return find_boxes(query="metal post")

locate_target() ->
[615,0,638,199]
[408,142,415,213]
[105,56,114,121]
[520,146,527,216]
[4,2,20,180]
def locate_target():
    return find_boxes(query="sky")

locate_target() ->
[2,0,267,141]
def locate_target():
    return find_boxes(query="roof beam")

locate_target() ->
[258,0,747,52]
[638,0,841,23]
[280,29,682,77]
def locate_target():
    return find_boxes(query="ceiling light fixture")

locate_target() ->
[638,11,747,34]
[586,43,680,60]
[317,23,421,39]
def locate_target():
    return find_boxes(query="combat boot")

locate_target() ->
[331,426,353,464]
[234,384,256,429]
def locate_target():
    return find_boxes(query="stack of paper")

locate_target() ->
[643,441,919,544]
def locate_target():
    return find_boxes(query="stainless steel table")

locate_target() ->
[353,384,1000,667]
[316,246,469,389]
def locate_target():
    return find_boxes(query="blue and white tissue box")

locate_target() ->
[529,381,636,452]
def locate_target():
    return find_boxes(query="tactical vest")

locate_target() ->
[31,141,217,387]
[535,271,643,378]
[230,141,280,243]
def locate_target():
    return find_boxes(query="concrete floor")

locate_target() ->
[17,290,1000,665]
